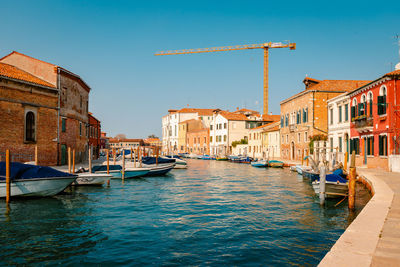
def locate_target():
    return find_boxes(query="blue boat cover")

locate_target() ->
[92,165,122,172]
[0,162,75,180]
[142,157,175,165]
[325,174,348,183]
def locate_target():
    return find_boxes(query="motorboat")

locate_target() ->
[165,155,187,169]
[215,157,228,161]
[295,165,313,175]
[268,160,284,168]
[140,157,175,176]
[312,174,348,198]
[0,162,77,197]
[251,160,268,167]
[74,172,112,185]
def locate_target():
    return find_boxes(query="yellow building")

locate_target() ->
[178,119,204,153]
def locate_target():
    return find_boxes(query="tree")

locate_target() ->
[148,134,158,139]
[115,133,127,140]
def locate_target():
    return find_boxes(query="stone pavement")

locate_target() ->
[359,169,400,267]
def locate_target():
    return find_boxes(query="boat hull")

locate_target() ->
[74,173,112,185]
[0,176,76,197]
[174,164,187,169]
[268,161,284,168]
[143,164,175,176]
[251,161,268,168]
[312,181,348,198]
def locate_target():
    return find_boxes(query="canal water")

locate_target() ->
[0,159,369,266]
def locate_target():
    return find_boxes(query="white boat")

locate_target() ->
[74,172,112,185]
[311,174,348,199]
[163,156,187,169]
[0,163,77,197]
[295,165,313,175]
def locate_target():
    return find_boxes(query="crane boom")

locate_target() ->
[155,42,295,56]
[154,42,296,114]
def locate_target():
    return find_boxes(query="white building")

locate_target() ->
[162,108,215,153]
[263,121,281,159]
[327,93,351,163]
[248,125,266,159]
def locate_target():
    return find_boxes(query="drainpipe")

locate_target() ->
[57,67,61,165]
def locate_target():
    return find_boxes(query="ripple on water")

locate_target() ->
[0,159,369,266]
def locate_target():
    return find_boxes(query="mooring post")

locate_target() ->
[35,145,38,165]
[301,150,304,166]
[130,147,133,161]
[134,147,137,168]
[106,149,110,186]
[306,150,309,166]
[72,149,75,173]
[6,149,11,203]
[89,145,92,173]
[68,147,71,173]
[113,148,116,165]
[319,165,326,205]
[156,147,159,166]
[344,151,348,171]
[122,149,125,181]
[140,147,143,168]
[348,151,356,210]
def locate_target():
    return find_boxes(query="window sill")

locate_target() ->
[24,141,37,144]
[379,156,388,158]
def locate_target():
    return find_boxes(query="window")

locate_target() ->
[351,99,358,119]
[210,136,213,142]
[368,92,373,117]
[194,137,196,144]
[366,136,374,156]
[79,122,82,136]
[80,95,83,110]
[298,133,301,142]
[330,137,333,152]
[378,86,387,115]
[338,106,342,123]
[62,118,66,132]
[223,135,226,142]
[329,108,333,124]
[281,116,284,128]
[282,135,284,144]
[286,135,289,143]
[285,114,289,127]
[224,123,227,129]
[379,135,388,156]
[339,136,343,152]
[249,146,251,153]
[304,132,308,142]
[350,138,360,155]
[345,104,349,122]
[359,94,367,116]
[25,111,35,142]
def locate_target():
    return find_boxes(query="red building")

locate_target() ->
[349,69,400,171]
[88,113,101,159]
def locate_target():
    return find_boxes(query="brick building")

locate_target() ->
[0,62,59,165]
[348,69,400,171]
[280,77,370,161]
[88,113,101,159]
[187,128,210,155]
[0,51,91,165]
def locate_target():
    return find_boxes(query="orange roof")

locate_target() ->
[219,111,248,121]
[261,114,280,122]
[179,119,198,124]
[263,125,280,132]
[234,108,260,115]
[384,69,400,77]
[178,108,216,116]
[305,78,370,92]
[262,121,280,132]
[0,62,55,88]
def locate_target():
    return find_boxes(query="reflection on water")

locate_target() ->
[0,159,368,266]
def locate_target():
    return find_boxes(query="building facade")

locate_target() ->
[349,69,400,171]
[262,121,281,159]
[327,93,351,163]
[0,62,59,165]
[178,119,204,153]
[187,128,210,155]
[88,113,101,159]
[280,77,370,161]
[0,51,91,165]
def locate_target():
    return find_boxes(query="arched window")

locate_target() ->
[360,94,367,116]
[367,92,373,116]
[351,98,358,119]
[25,111,35,142]
[378,86,387,115]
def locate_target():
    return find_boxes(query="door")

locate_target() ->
[364,138,367,165]
[61,144,67,165]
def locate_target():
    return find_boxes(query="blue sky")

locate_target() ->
[1,0,399,138]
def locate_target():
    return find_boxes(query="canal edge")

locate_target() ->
[318,169,394,267]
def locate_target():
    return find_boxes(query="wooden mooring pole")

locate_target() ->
[348,151,356,210]
[72,149,76,173]
[68,147,71,173]
[35,145,38,165]
[106,149,110,186]
[122,149,125,181]
[140,146,143,168]
[301,150,304,166]
[6,149,11,203]
[319,165,326,205]
[156,147,159,166]
[344,151,348,171]
[89,145,92,173]
[113,148,116,165]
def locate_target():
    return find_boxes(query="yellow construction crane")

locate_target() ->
[155,42,296,114]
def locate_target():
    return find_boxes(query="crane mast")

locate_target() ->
[155,42,296,114]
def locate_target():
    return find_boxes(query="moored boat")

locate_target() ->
[215,157,228,161]
[74,172,112,185]
[268,160,284,168]
[251,160,268,167]
[312,174,348,198]
[0,162,77,197]
[295,165,313,175]
[165,155,187,169]
[140,157,175,176]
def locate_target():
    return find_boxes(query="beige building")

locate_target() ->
[177,119,204,153]
[280,77,370,161]
[262,121,281,159]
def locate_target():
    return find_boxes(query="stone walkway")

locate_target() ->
[358,169,400,267]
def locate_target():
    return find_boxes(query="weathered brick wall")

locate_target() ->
[0,81,58,165]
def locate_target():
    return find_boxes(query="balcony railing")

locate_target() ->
[353,116,373,130]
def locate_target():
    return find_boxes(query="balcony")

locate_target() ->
[352,115,373,133]
[289,124,296,132]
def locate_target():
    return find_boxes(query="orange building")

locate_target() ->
[187,128,210,155]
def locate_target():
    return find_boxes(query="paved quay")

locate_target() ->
[319,168,400,267]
